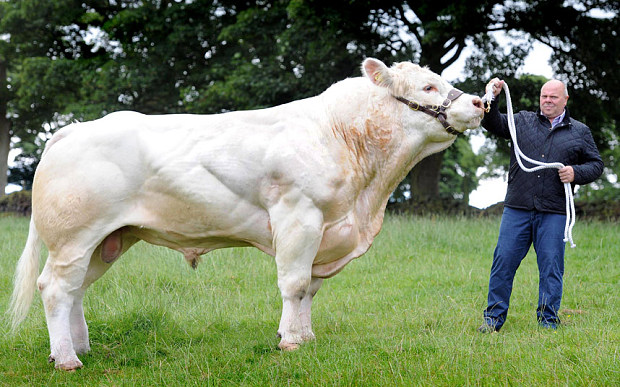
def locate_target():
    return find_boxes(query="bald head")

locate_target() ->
[540,79,569,121]
[542,79,568,97]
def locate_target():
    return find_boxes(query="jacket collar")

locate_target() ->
[537,107,572,129]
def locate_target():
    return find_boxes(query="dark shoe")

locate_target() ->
[477,323,497,333]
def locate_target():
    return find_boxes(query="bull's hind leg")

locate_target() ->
[69,292,90,355]
[299,277,323,342]
[37,247,94,371]
[70,230,138,356]
[69,252,114,355]
[39,230,136,370]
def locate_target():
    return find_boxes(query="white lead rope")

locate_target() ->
[482,82,577,248]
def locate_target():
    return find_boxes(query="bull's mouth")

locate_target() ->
[452,115,483,133]
[459,98,485,130]
[472,115,483,128]
[454,111,484,132]
[471,108,485,126]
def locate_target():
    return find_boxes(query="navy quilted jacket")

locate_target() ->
[482,98,604,214]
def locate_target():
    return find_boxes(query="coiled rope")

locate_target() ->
[481,82,576,248]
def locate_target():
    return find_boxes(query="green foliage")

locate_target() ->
[0,0,617,202]
[7,153,37,190]
[187,0,416,113]
[0,190,31,214]
[577,143,620,202]
[11,58,82,123]
[0,0,112,154]
[439,135,483,202]
[0,215,618,384]
[465,0,619,201]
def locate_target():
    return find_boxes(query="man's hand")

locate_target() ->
[558,166,575,183]
[487,78,505,97]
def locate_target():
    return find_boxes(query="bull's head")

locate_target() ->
[362,58,485,137]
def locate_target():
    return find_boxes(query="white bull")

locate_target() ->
[10,58,484,370]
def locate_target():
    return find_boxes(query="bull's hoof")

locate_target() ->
[301,331,316,342]
[55,358,83,371]
[50,354,83,371]
[278,340,300,351]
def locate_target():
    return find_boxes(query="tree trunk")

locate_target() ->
[0,119,8,197]
[408,151,444,200]
[0,59,9,197]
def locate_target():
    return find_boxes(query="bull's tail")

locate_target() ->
[9,218,42,332]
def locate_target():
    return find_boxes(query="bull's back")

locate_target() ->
[32,108,337,251]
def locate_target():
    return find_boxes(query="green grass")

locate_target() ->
[0,214,618,385]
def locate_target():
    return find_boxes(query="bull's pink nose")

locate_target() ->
[472,97,484,110]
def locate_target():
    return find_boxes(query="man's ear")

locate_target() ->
[362,58,392,88]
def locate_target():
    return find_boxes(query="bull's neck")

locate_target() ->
[333,112,455,220]
[322,79,457,218]
[326,102,413,219]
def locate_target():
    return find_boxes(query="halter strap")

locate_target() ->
[394,89,464,135]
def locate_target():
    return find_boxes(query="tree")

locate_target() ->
[401,1,618,204]
[460,1,619,201]
[440,135,483,204]
[0,0,112,195]
[0,58,9,195]
[0,0,230,192]
[183,0,418,113]
[1,0,617,204]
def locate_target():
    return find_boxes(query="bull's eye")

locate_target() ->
[423,85,437,92]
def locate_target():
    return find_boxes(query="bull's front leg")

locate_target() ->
[270,198,323,351]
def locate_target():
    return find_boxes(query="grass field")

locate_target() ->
[0,214,618,385]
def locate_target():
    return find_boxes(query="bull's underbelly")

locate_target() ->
[124,193,275,253]
[121,202,369,277]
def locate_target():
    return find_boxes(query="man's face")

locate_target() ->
[540,81,568,120]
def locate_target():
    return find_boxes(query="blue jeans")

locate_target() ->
[483,207,566,330]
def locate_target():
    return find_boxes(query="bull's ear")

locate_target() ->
[362,58,391,88]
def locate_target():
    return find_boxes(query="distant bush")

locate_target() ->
[1,191,618,221]
[575,200,620,221]
[387,198,620,221]
[0,191,32,216]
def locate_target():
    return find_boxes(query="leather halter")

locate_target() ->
[394,89,464,135]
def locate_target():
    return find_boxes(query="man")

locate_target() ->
[479,78,603,332]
